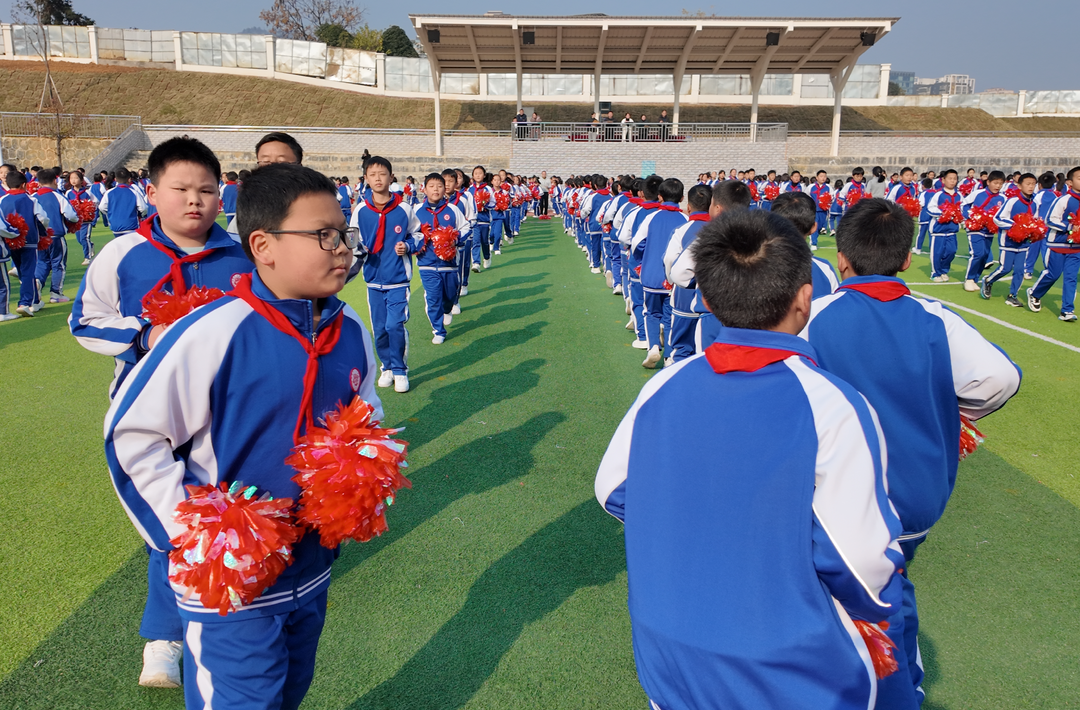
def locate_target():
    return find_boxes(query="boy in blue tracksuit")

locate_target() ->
[220,172,239,224]
[926,170,963,281]
[809,170,830,245]
[1026,173,1059,278]
[70,138,254,690]
[350,156,421,393]
[601,177,632,295]
[336,176,353,219]
[983,173,1039,306]
[414,172,468,344]
[469,166,493,270]
[802,197,1021,709]
[444,169,475,307]
[32,169,78,307]
[661,184,712,362]
[913,178,936,254]
[105,163,380,710]
[962,170,1006,291]
[579,174,613,274]
[66,171,96,264]
[1,171,49,317]
[490,176,512,255]
[100,168,148,236]
[618,177,660,350]
[1028,166,1080,321]
[598,208,904,710]
[89,173,107,229]
[632,178,688,368]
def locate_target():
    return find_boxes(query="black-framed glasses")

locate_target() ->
[265,227,360,251]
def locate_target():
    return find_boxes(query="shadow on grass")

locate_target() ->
[345,499,625,710]
[0,303,74,351]
[462,284,551,313]
[410,320,549,385]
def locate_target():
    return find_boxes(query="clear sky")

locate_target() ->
[4,0,1078,91]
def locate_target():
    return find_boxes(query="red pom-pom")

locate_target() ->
[958,182,975,197]
[142,285,226,326]
[495,192,511,211]
[1005,186,1021,199]
[847,191,865,208]
[168,481,299,616]
[764,184,779,201]
[475,188,490,208]
[818,193,833,211]
[512,195,523,207]
[538,214,551,220]
[1068,211,1080,243]
[287,397,410,547]
[422,224,459,262]
[938,201,964,225]
[959,415,984,461]
[37,230,52,251]
[72,198,97,224]
[1008,213,1048,242]
[897,195,922,218]
[853,620,900,679]
[747,182,759,200]
[403,184,412,196]
[6,212,29,240]
[964,206,998,235]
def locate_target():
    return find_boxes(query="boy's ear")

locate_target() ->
[146,183,158,207]
[899,252,912,273]
[248,230,276,267]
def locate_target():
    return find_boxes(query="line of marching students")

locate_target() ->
[562,170,1023,709]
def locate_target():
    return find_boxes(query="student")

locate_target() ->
[983,173,1039,306]
[469,165,494,271]
[770,192,839,299]
[1025,172,1059,279]
[600,175,633,295]
[597,208,903,710]
[1028,166,1080,321]
[70,137,253,690]
[0,171,49,317]
[99,168,148,236]
[632,177,688,368]
[913,177,936,255]
[618,176,660,350]
[802,197,1021,709]
[579,174,613,275]
[886,167,919,204]
[760,170,780,211]
[828,178,846,235]
[661,184,712,363]
[32,168,78,308]
[414,172,468,344]
[490,174,512,256]
[867,166,889,199]
[444,168,475,309]
[66,170,96,265]
[105,163,378,710]
[926,169,964,282]
[837,167,867,215]
[962,170,1007,292]
[350,156,420,392]
[220,171,239,224]
[781,170,805,194]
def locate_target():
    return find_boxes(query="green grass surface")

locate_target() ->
[1,218,1079,708]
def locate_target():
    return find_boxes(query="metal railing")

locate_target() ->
[512,121,788,143]
[788,129,1080,139]
[145,124,510,137]
[0,112,141,138]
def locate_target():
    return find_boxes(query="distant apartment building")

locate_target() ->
[912,73,976,96]
[889,70,915,95]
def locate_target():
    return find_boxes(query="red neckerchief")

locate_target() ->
[704,343,813,374]
[655,203,682,212]
[838,280,911,302]
[978,191,1000,210]
[228,273,344,444]
[138,218,214,300]
[689,212,710,222]
[627,197,644,205]
[225,181,236,186]
[596,189,611,196]
[364,193,404,254]
[35,187,57,197]
[448,190,462,207]
[639,201,659,209]
[420,200,450,235]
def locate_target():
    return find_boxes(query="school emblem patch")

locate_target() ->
[231,273,243,287]
[350,367,361,392]
[394,225,402,234]
[443,214,451,221]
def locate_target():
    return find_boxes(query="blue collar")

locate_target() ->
[712,326,819,362]
[150,216,237,253]
[840,274,907,287]
[249,270,345,338]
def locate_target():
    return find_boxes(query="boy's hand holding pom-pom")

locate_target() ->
[168,481,299,616]
[959,415,985,461]
[964,206,998,235]
[853,620,900,679]
[287,397,410,547]
[37,228,53,251]
[72,198,97,225]
[1007,213,1047,243]
[938,201,964,224]
[897,195,922,218]
[1067,211,1080,243]
[763,184,779,201]
[4,212,28,250]
[817,193,832,211]
[142,285,226,327]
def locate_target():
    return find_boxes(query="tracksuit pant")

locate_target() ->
[1031,249,1080,314]
[983,244,1028,296]
[813,211,828,245]
[586,231,603,269]
[491,214,510,251]
[420,268,459,337]
[75,221,94,260]
[10,246,38,307]
[456,239,472,304]
[669,311,703,362]
[875,537,926,710]
[366,286,411,375]
[930,230,959,278]
[965,232,994,281]
[643,289,672,358]
[509,206,521,234]
[472,222,491,264]
[141,546,184,642]
[1025,239,1047,275]
[182,590,327,710]
[34,234,67,301]
[628,276,646,342]
[915,222,930,252]
[0,257,10,315]
[607,237,623,289]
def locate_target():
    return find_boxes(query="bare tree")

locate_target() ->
[259,0,365,42]
[13,0,76,169]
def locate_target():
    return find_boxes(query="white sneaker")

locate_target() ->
[625,298,632,315]
[483,258,491,269]
[590,267,601,274]
[451,304,461,315]
[432,335,445,344]
[613,284,623,295]
[49,295,70,303]
[394,375,410,393]
[626,317,635,331]
[664,357,674,367]
[911,248,923,255]
[963,279,979,292]
[605,271,614,289]
[471,263,481,273]
[81,258,91,266]
[377,369,395,388]
[460,286,468,296]
[631,339,648,349]
[443,313,453,325]
[0,313,20,322]
[642,346,662,368]
[493,249,502,255]
[16,305,33,317]
[810,245,818,251]
[139,640,182,688]
[581,245,588,252]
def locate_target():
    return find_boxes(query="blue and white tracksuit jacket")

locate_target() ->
[414,199,468,337]
[99,184,147,234]
[1024,188,1060,273]
[662,217,710,361]
[221,181,239,219]
[0,190,49,309]
[33,187,78,298]
[66,186,97,258]
[1031,189,1080,312]
[927,190,964,277]
[886,182,919,203]
[579,189,613,269]
[596,327,904,710]
[962,189,1006,280]
[68,218,251,398]
[985,193,1037,295]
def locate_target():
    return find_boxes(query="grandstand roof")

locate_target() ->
[408,14,898,77]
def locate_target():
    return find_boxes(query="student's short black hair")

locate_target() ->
[1018,172,1037,185]
[593,174,608,189]
[236,163,339,262]
[238,169,251,182]
[712,180,751,210]
[424,172,445,185]
[836,198,913,277]
[900,167,914,176]
[834,179,844,190]
[441,168,457,179]
[631,177,644,195]
[255,132,303,164]
[619,175,635,193]
[987,170,1006,183]
[226,171,238,181]
[92,173,102,183]
[816,169,827,177]
[365,156,393,175]
[921,177,933,189]
[643,175,663,201]
[36,168,56,184]
[852,167,865,176]
[1039,172,1057,189]
[770,192,817,236]
[940,169,958,179]
[687,184,711,213]
[5,171,26,189]
[693,209,811,330]
[148,137,221,185]
[658,178,683,204]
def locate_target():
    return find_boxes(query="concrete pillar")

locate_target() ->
[1017,90,1027,117]
[750,85,761,143]
[516,71,523,113]
[479,72,488,97]
[593,68,601,118]
[3,24,15,58]
[877,63,891,105]
[940,93,949,108]
[173,31,182,71]
[265,36,276,78]
[672,72,683,135]
[87,25,98,63]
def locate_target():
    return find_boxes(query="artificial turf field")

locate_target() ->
[2,214,1079,709]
